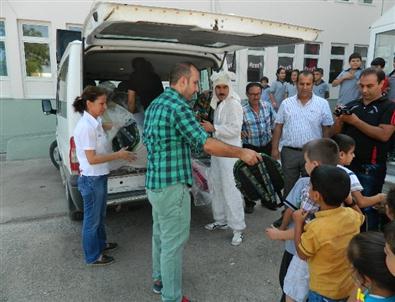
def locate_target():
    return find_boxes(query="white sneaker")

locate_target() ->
[204,222,229,231]
[231,231,243,246]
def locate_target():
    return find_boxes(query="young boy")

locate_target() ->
[266,138,342,302]
[384,221,395,277]
[294,165,364,301]
[332,52,362,105]
[313,68,330,99]
[332,134,386,231]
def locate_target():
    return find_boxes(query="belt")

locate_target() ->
[283,146,302,151]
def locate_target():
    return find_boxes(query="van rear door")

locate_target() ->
[83,3,319,52]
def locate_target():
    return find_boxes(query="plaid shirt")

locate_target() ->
[241,101,276,147]
[143,88,208,189]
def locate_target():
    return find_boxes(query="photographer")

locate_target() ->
[333,67,395,231]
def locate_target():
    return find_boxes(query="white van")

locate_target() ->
[42,2,318,220]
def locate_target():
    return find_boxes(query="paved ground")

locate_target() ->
[0,158,284,302]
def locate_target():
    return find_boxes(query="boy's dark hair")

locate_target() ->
[371,57,386,68]
[331,134,356,153]
[348,232,395,292]
[387,186,395,218]
[360,67,386,84]
[384,221,395,254]
[349,52,362,62]
[314,68,324,75]
[310,165,350,206]
[260,76,269,83]
[303,138,339,166]
[246,82,262,94]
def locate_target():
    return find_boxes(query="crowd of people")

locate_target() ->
[71,53,395,302]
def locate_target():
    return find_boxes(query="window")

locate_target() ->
[278,44,294,70]
[354,45,368,68]
[304,43,320,71]
[66,24,82,32]
[226,53,236,73]
[329,44,346,83]
[374,29,395,74]
[247,48,265,82]
[20,22,52,78]
[360,0,373,4]
[0,20,7,76]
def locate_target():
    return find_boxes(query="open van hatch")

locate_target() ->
[84,3,320,52]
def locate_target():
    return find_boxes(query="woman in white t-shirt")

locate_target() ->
[73,86,135,266]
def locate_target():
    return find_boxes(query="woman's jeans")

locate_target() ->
[78,175,108,264]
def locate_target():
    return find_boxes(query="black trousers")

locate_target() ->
[279,250,293,302]
[242,143,272,208]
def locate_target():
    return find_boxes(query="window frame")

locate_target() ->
[19,20,53,80]
[303,42,321,71]
[277,44,295,71]
[0,19,8,78]
[329,44,347,83]
[247,48,265,82]
[354,44,368,68]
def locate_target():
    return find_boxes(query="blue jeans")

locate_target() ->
[147,184,191,302]
[78,175,108,264]
[308,291,347,302]
[354,163,386,231]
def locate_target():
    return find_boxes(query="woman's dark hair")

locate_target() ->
[384,220,395,254]
[348,232,395,292]
[310,165,349,206]
[276,67,286,80]
[331,134,356,153]
[72,86,107,114]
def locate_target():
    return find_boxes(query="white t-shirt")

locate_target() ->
[74,111,110,176]
[337,165,363,192]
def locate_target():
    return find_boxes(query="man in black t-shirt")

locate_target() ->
[127,57,164,113]
[334,67,395,231]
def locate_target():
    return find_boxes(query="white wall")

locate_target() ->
[1,0,394,99]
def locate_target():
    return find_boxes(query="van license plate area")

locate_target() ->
[108,174,145,194]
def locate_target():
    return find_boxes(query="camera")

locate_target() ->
[333,105,352,117]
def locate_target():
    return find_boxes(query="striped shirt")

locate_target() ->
[143,88,209,189]
[275,94,333,148]
[242,101,276,147]
[337,165,363,192]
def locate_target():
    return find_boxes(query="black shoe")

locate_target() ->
[244,205,255,214]
[88,254,114,266]
[103,242,118,252]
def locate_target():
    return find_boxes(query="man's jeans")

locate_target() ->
[353,163,386,231]
[78,175,108,264]
[147,183,191,302]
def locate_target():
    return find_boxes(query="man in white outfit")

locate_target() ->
[201,70,246,246]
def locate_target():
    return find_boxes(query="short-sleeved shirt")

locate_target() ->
[128,71,164,110]
[275,94,334,148]
[299,207,364,299]
[285,82,297,98]
[241,101,276,147]
[269,80,287,107]
[73,111,110,176]
[337,165,363,192]
[342,96,395,165]
[261,86,271,103]
[336,68,362,105]
[313,80,330,99]
[388,71,395,101]
[143,87,209,189]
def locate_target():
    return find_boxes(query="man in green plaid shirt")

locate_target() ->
[143,62,261,302]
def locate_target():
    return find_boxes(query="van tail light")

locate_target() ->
[69,136,80,175]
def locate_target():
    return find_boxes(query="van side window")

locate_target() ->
[200,69,210,92]
[56,57,69,118]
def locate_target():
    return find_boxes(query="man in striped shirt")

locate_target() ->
[143,62,261,302]
[271,70,333,196]
[242,82,276,213]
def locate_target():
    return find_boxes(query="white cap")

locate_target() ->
[210,70,235,88]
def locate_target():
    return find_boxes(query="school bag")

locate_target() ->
[233,153,284,210]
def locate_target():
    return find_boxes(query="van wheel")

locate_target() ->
[66,182,83,221]
[49,140,60,170]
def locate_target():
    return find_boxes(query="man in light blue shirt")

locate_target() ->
[332,52,362,105]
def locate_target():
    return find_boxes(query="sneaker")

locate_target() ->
[204,222,229,231]
[103,242,118,252]
[88,254,114,266]
[231,231,243,246]
[152,280,162,294]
